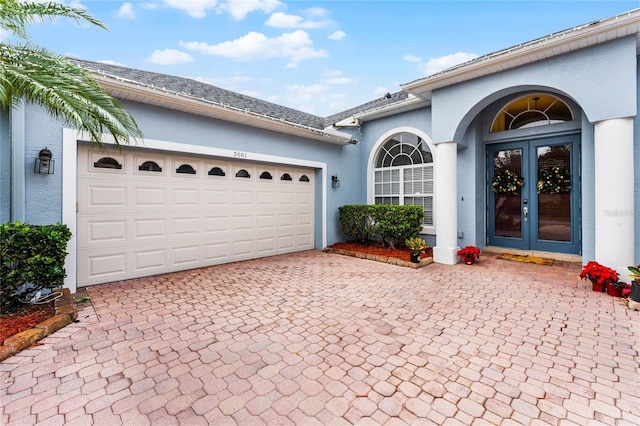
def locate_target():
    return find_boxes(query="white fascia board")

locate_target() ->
[402,9,640,98]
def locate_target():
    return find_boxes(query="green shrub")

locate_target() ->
[1,222,72,311]
[338,204,424,249]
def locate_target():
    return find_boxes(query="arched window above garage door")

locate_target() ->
[139,161,162,172]
[491,93,573,132]
[373,132,434,227]
[94,157,122,169]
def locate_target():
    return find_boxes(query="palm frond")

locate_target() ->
[0,0,108,39]
[0,44,141,147]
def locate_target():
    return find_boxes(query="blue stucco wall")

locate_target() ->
[431,36,638,145]
[14,99,364,246]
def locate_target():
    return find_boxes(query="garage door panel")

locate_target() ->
[173,188,200,205]
[257,237,276,253]
[204,216,229,232]
[172,245,200,265]
[232,215,253,231]
[233,190,253,204]
[205,189,229,205]
[279,214,294,227]
[279,192,294,204]
[135,248,167,270]
[278,235,294,250]
[297,212,312,226]
[89,220,127,242]
[257,214,276,229]
[232,240,253,256]
[135,218,166,239]
[135,187,166,206]
[172,217,200,236]
[87,185,127,207]
[77,145,315,286]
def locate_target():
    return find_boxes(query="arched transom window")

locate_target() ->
[373,132,434,227]
[491,93,573,132]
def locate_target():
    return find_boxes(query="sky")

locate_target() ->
[17,0,640,117]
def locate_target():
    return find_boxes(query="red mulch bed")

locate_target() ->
[0,302,55,345]
[328,241,432,262]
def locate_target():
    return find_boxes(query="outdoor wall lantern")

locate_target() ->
[34,147,54,174]
[331,175,340,188]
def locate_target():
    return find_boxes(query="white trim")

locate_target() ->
[62,129,327,292]
[366,127,436,235]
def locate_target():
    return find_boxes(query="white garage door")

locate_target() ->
[77,145,315,286]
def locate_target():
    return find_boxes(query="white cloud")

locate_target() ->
[163,0,218,18]
[219,0,282,20]
[265,12,329,29]
[147,49,194,65]
[403,54,421,63]
[322,69,356,85]
[420,52,478,76]
[328,30,346,41]
[180,30,328,64]
[265,8,331,29]
[118,3,135,19]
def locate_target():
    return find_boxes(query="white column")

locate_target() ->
[594,117,635,274]
[433,141,459,264]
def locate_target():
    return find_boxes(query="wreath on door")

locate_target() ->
[537,166,571,194]
[491,169,524,195]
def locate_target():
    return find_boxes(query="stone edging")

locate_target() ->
[0,288,78,362]
[324,247,433,269]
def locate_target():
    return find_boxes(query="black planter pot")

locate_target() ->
[630,280,640,302]
[410,253,420,263]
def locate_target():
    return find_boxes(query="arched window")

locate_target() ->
[176,164,196,174]
[260,171,273,180]
[299,175,310,182]
[235,169,250,178]
[139,161,162,172]
[373,132,434,227]
[94,157,122,169]
[281,173,293,181]
[208,167,225,176]
[491,93,573,132]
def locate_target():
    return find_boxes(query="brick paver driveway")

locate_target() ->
[2,250,639,425]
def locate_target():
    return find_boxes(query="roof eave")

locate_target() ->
[93,73,355,146]
[401,8,640,99]
[334,95,429,127]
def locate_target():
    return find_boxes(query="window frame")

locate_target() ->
[367,128,436,235]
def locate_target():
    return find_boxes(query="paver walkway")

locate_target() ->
[1,250,639,425]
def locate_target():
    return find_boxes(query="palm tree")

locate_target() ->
[0,0,142,146]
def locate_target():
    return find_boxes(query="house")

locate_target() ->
[1,9,638,293]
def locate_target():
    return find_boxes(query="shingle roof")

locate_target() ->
[70,58,406,131]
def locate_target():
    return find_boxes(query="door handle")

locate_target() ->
[523,206,528,222]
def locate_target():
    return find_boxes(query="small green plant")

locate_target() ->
[628,265,640,281]
[1,222,72,311]
[405,237,427,255]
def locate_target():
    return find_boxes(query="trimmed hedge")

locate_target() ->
[338,204,424,249]
[1,222,72,311]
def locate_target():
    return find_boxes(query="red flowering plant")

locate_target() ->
[457,246,481,260]
[579,261,619,286]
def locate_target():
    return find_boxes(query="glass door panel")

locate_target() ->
[536,144,571,242]
[493,149,523,239]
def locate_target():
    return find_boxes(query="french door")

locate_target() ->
[487,135,580,254]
